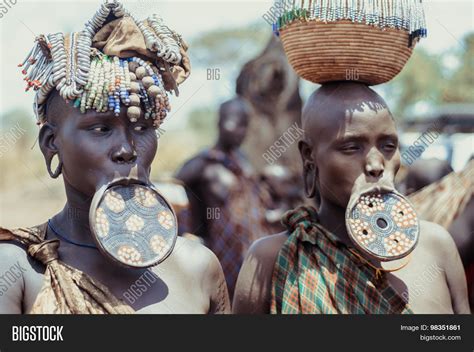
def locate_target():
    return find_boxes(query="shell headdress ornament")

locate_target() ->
[19,0,191,128]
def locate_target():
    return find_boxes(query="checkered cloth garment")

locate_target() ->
[270,206,413,314]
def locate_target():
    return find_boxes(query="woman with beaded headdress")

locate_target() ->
[0,0,230,314]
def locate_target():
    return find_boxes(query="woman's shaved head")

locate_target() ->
[302,82,391,144]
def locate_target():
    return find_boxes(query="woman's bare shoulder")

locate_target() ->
[248,232,289,261]
[232,232,289,314]
[167,236,224,282]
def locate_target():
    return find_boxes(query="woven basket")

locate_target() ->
[280,20,416,85]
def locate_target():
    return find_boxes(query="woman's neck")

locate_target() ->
[317,198,352,246]
[50,182,95,245]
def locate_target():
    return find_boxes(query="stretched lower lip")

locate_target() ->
[97,167,150,190]
[358,185,395,196]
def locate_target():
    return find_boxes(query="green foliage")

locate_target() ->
[189,21,269,67]
[384,48,444,117]
[441,32,474,103]
[381,31,474,118]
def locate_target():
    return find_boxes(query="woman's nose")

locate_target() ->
[365,149,384,179]
[111,144,138,164]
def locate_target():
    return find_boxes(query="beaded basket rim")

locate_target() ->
[278,17,415,33]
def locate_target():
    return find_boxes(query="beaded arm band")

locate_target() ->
[19,0,186,128]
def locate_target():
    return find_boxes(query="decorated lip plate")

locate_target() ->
[345,191,420,262]
[89,179,178,268]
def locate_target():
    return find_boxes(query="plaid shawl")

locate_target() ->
[270,206,413,314]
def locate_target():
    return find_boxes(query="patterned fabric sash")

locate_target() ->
[0,224,134,314]
[270,206,413,314]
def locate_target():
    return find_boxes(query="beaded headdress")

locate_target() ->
[19,0,190,128]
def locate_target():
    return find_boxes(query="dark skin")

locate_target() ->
[233,82,470,314]
[175,98,254,242]
[0,90,231,314]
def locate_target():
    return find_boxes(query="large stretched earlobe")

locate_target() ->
[39,123,62,178]
[298,139,317,199]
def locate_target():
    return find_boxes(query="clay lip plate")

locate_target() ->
[89,178,178,268]
[345,191,420,262]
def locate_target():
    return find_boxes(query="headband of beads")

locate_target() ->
[273,0,427,46]
[19,0,187,128]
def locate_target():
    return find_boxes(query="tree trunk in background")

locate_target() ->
[236,35,303,174]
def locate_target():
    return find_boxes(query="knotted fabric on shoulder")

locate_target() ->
[0,224,134,314]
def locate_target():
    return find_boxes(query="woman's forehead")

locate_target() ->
[306,104,396,145]
[341,106,396,133]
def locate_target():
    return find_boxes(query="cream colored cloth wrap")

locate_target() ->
[409,160,474,229]
[0,224,134,314]
[92,16,191,93]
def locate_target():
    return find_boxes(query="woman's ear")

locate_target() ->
[39,122,62,178]
[39,122,58,156]
[298,139,318,199]
[298,139,313,166]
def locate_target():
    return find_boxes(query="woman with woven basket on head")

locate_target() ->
[233,0,470,314]
[0,0,230,314]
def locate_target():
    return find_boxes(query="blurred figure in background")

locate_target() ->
[259,164,303,233]
[404,158,453,195]
[175,96,272,298]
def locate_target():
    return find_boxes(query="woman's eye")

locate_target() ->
[90,126,109,133]
[383,143,397,151]
[341,144,360,153]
